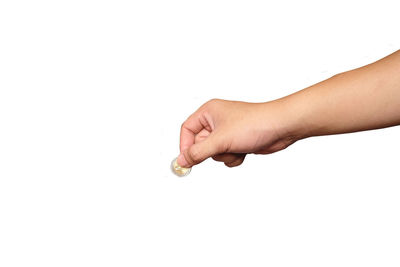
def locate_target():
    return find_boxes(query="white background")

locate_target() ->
[1,0,399,266]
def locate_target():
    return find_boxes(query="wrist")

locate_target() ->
[266,96,313,142]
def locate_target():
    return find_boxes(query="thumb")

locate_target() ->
[177,132,223,168]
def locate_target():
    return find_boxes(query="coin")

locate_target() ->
[171,157,191,177]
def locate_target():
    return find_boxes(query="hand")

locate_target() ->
[177,99,299,168]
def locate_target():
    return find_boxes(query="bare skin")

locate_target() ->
[177,50,400,168]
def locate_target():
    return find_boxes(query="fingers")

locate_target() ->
[178,99,235,168]
[212,153,238,162]
[224,156,245,167]
[179,114,203,153]
[178,131,223,167]
[179,109,213,153]
[212,153,246,168]
[195,129,211,143]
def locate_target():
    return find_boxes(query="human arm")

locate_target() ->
[177,50,400,168]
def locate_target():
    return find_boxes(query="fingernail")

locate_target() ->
[177,153,189,168]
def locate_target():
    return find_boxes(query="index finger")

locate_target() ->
[179,111,204,153]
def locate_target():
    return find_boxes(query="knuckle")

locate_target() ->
[224,156,245,168]
[206,98,222,107]
[224,162,237,168]
[180,121,187,131]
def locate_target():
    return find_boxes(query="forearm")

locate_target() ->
[281,50,400,139]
